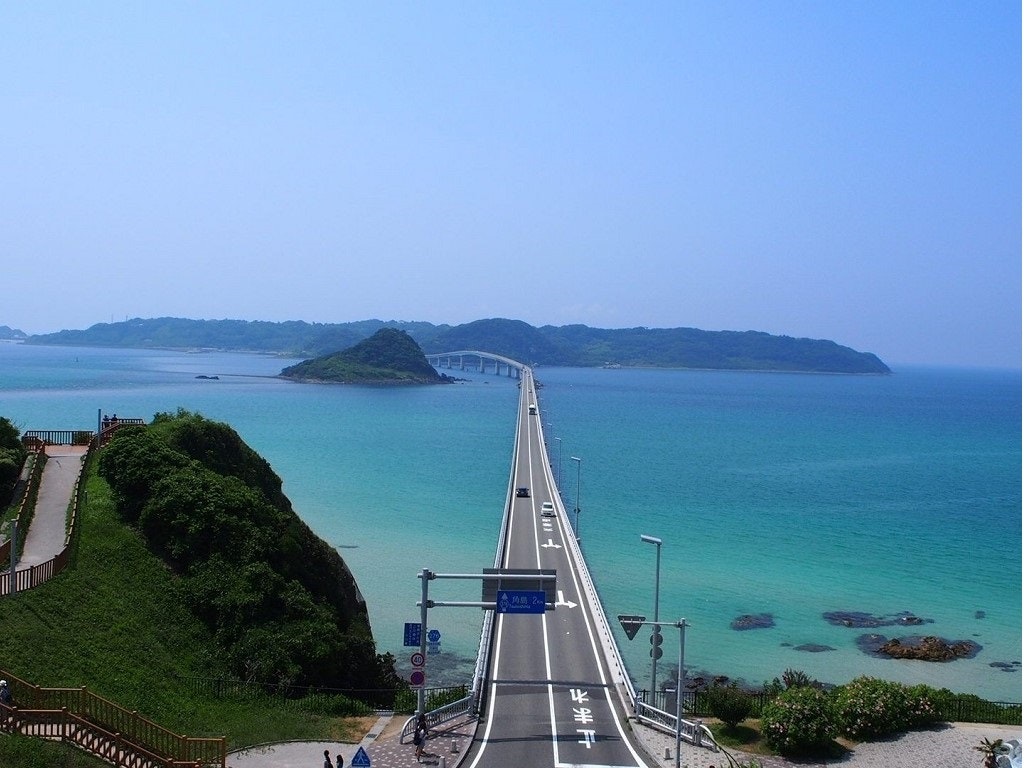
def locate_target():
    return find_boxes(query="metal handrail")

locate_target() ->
[634,699,719,752]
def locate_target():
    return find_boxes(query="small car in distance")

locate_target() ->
[541,501,555,517]
[516,487,530,498]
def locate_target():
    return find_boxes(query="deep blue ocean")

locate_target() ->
[1,343,1019,702]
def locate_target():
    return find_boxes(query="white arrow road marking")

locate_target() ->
[556,590,578,609]
[577,729,596,747]
[541,539,562,549]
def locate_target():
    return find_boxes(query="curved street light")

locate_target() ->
[570,456,582,539]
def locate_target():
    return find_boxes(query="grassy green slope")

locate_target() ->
[0,463,354,753]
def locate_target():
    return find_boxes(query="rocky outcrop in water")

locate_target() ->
[857,634,982,661]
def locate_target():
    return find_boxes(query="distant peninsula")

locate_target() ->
[280,327,453,385]
[19,316,891,374]
[0,325,27,341]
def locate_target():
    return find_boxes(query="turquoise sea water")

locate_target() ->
[1,343,1019,702]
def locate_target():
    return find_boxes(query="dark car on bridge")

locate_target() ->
[515,487,530,498]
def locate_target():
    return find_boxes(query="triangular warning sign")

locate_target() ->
[617,614,646,640]
[351,745,371,767]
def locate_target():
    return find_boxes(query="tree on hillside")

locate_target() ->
[98,412,401,694]
[0,416,29,505]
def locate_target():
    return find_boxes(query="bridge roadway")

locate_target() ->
[462,366,653,768]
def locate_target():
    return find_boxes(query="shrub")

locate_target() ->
[914,685,1021,725]
[703,683,754,729]
[782,668,817,689]
[831,676,937,739]
[761,686,837,755]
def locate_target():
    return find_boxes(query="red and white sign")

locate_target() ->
[410,652,425,668]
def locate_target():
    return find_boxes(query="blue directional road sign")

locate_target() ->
[427,628,441,643]
[403,622,422,647]
[351,745,371,767]
[497,589,546,614]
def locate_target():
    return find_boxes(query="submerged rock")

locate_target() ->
[824,610,933,629]
[794,643,836,653]
[731,613,775,631]
[989,661,1022,673]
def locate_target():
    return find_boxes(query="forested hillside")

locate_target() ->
[26,316,890,373]
[97,410,401,692]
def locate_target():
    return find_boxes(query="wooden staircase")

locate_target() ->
[0,671,225,768]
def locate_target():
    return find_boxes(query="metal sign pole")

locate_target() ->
[419,568,430,715]
[675,618,686,768]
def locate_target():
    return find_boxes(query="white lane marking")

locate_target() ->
[556,590,578,609]
[541,538,562,549]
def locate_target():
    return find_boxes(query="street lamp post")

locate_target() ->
[554,437,562,490]
[641,534,662,705]
[570,456,582,538]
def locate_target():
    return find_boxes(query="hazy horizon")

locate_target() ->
[2,3,1019,368]
[6,314,1020,371]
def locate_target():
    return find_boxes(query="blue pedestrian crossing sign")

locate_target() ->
[351,745,371,767]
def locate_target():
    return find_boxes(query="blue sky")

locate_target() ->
[1,2,1019,367]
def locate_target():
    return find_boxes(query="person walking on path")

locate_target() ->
[1,680,14,727]
[335,753,344,768]
[322,748,332,768]
[413,713,428,762]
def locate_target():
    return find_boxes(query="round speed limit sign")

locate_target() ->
[410,652,425,668]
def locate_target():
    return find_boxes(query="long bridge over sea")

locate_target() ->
[427,350,526,378]
[406,353,717,767]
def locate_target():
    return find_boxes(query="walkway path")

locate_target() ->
[227,713,477,768]
[224,714,1021,768]
[17,445,86,567]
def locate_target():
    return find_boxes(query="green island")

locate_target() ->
[21,316,890,374]
[279,327,453,385]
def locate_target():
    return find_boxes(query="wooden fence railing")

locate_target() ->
[21,430,94,447]
[0,671,226,768]
[0,442,84,596]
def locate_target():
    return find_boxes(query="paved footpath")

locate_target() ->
[18,445,88,567]
[226,713,1021,768]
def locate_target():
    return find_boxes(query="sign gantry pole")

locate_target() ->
[414,568,556,717]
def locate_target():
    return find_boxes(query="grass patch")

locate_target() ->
[0,462,363,751]
[708,719,854,760]
[0,734,110,768]
[708,719,771,755]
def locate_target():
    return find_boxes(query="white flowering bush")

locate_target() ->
[832,677,938,739]
[761,686,837,754]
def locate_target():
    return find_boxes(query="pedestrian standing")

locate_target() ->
[323,748,332,768]
[335,752,344,768]
[413,713,428,762]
